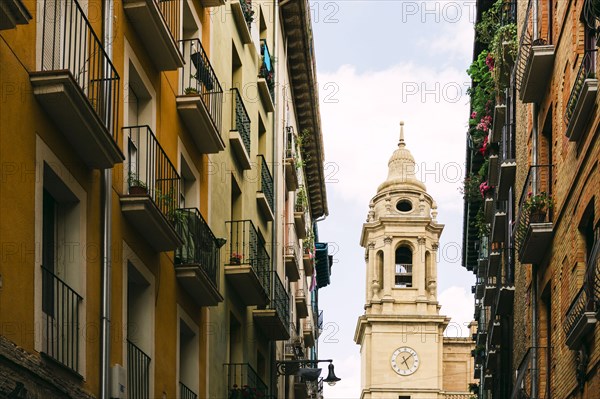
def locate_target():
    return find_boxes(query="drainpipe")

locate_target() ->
[101,1,114,398]
[531,2,539,397]
[270,0,280,396]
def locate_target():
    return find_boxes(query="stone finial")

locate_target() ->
[399,121,405,147]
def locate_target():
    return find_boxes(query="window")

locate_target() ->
[396,199,412,212]
[395,247,413,288]
[179,314,199,398]
[41,164,84,373]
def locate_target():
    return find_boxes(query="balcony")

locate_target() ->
[30,0,123,169]
[0,0,31,30]
[41,266,82,373]
[303,319,315,348]
[174,208,225,307]
[230,0,253,44]
[177,39,224,154]
[294,187,308,239]
[564,286,597,349]
[516,0,555,103]
[565,51,598,142]
[258,40,275,112]
[491,209,506,243]
[284,127,299,192]
[285,223,301,282]
[120,126,183,252]
[496,281,515,316]
[256,155,274,221]
[295,286,309,319]
[488,155,499,187]
[254,272,290,340]
[483,277,497,307]
[474,277,484,301]
[225,363,268,399]
[127,340,151,399]
[497,159,516,201]
[510,347,549,399]
[230,89,252,170]
[122,0,183,70]
[490,104,505,143]
[180,382,198,399]
[483,196,494,224]
[224,220,270,306]
[514,165,554,264]
[303,249,315,276]
[488,249,500,278]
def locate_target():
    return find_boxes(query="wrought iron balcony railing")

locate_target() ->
[584,0,600,29]
[285,126,297,160]
[260,39,275,100]
[175,208,221,288]
[41,266,82,372]
[515,0,552,91]
[225,363,268,398]
[225,220,271,295]
[514,165,553,256]
[510,347,549,399]
[270,271,290,329]
[179,381,197,399]
[155,0,180,43]
[39,0,120,141]
[258,155,274,211]
[565,50,597,127]
[231,88,251,155]
[180,39,223,132]
[501,0,516,25]
[127,340,151,399]
[125,125,181,225]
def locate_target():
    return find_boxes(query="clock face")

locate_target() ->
[391,347,419,376]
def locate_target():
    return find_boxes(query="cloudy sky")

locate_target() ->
[309,1,476,397]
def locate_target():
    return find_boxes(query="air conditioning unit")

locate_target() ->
[111,364,126,399]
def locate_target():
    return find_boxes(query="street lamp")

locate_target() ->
[275,359,341,386]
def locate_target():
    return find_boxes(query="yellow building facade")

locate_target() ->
[0,0,331,398]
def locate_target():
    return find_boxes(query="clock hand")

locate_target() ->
[401,356,410,368]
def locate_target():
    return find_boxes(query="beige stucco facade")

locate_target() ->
[355,124,474,399]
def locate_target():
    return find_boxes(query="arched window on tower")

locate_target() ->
[395,247,413,288]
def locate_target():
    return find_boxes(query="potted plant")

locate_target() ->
[184,86,198,95]
[127,172,147,195]
[524,191,554,222]
[296,188,307,213]
[230,253,243,265]
[239,0,254,25]
[229,384,263,399]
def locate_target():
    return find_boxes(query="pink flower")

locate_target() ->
[485,53,495,71]
[471,111,478,119]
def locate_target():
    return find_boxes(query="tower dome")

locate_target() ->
[377,122,426,193]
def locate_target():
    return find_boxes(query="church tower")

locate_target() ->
[355,122,449,399]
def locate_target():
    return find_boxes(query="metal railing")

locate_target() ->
[225,363,268,398]
[231,88,251,156]
[39,0,120,141]
[285,222,301,262]
[239,0,253,31]
[127,340,151,399]
[41,266,82,372]
[179,382,197,399]
[175,208,222,289]
[285,126,297,160]
[270,271,290,329]
[317,310,324,330]
[501,0,516,25]
[564,285,590,338]
[510,347,549,399]
[444,394,473,399]
[258,155,274,211]
[125,125,181,224]
[225,220,271,296]
[584,0,600,29]
[565,50,597,127]
[155,0,180,43]
[515,0,552,92]
[180,39,223,134]
[260,39,275,100]
[592,228,600,308]
[514,165,553,253]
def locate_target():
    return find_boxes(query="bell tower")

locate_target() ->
[355,122,449,399]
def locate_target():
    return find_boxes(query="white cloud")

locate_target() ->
[439,285,475,337]
[318,62,470,219]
